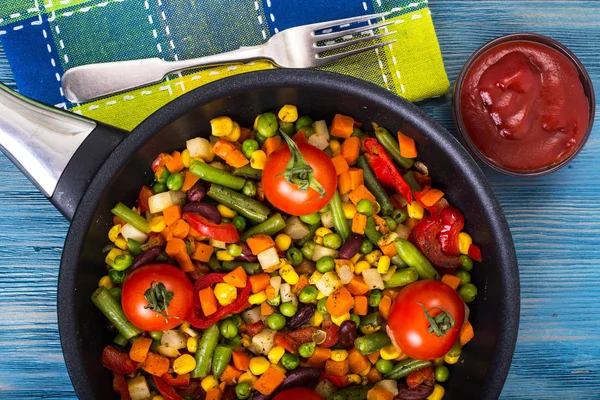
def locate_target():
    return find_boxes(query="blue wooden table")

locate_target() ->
[1,1,599,399]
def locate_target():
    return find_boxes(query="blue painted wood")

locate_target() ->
[1,1,599,398]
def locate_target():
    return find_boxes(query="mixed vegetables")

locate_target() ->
[93,105,482,400]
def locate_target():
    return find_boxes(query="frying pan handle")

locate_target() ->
[0,83,126,221]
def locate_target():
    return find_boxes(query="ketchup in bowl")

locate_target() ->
[454,34,594,175]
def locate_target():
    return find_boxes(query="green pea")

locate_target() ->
[295,116,313,130]
[235,382,252,399]
[267,313,286,331]
[300,213,321,225]
[220,318,239,339]
[257,112,279,138]
[114,333,128,346]
[279,121,295,135]
[109,287,122,300]
[227,244,243,257]
[301,242,316,260]
[299,286,318,303]
[316,256,335,273]
[281,353,299,370]
[233,216,247,231]
[242,139,259,159]
[109,269,126,284]
[455,270,471,286]
[149,331,163,341]
[317,297,329,315]
[242,181,256,197]
[280,302,297,317]
[152,182,168,194]
[267,294,281,307]
[356,199,373,215]
[376,359,393,374]
[369,289,382,307]
[459,283,478,303]
[392,208,408,224]
[299,341,316,358]
[350,314,361,326]
[360,239,373,254]
[229,314,243,327]
[255,131,268,147]
[166,172,184,191]
[126,239,142,256]
[286,247,303,266]
[226,335,242,347]
[155,168,170,183]
[460,255,473,271]
[383,216,397,231]
[113,254,133,271]
[435,365,450,382]
[323,233,342,250]
[352,127,364,138]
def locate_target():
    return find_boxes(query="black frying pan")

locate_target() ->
[0,70,519,399]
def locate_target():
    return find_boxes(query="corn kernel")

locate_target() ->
[249,357,270,375]
[407,201,424,220]
[444,354,460,365]
[312,311,324,327]
[180,321,198,338]
[181,149,192,168]
[458,232,473,255]
[331,313,351,326]
[210,116,233,137]
[380,345,400,360]
[105,248,126,266]
[365,250,382,265]
[347,374,361,384]
[427,384,445,400]
[223,121,241,142]
[216,250,235,261]
[201,375,219,391]
[241,334,251,347]
[316,291,326,300]
[187,337,198,353]
[309,271,323,285]
[354,261,371,275]
[331,349,348,362]
[271,364,286,374]
[351,253,362,265]
[239,371,257,385]
[377,256,391,274]
[278,104,298,123]
[253,114,262,130]
[114,236,128,251]
[217,204,237,219]
[98,275,114,289]
[314,235,324,245]
[108,224,121,242]
[149,216,166,233]
[358,364,371,377]
[173,354,197,375]
[275,233,292,252]
[342,203,357,219]
[249,150,267,170]
[316,227,333,237]
[279,264,299,285]
[249,291,267,305]
[268,346,286,364]
[214,283,237,306]
[152,396,165,400]
[329,139,341,156]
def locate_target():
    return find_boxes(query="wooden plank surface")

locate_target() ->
[0,1,599,398]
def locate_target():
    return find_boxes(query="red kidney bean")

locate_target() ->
[187,182,206,202]
[288,304,315,330]
[338,320,358,349]
[395,383,434,400]
[237,241,258,262]
[130,246,163,271]
[182,202,221,224]
[339,233,363,259]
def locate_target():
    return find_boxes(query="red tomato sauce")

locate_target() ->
[459,40,590,171]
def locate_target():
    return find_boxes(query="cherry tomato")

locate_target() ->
[274,388,323,400]
[137,185,153,213]
[122,264,194,331]
[262,143,337,216]
[387,280,465,360]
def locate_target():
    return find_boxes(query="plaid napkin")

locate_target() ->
[0,0,449,131]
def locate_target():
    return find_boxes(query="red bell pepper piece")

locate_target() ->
[287,327,317,344]
[409,216,462,274]
[188,273,251,329]
[112,373,132,400]
[413,171,432,188]
[363,138,412,204]
[406,365,435,389]
[152,153,171,172]
[366,154,396,188]
[274,332,300,355]
[247,321,265,336]
[137,185,153,213]
[468,244,482,262]
[161,373,190,388]
[184,212,240,243]
[153,376,184,400]
[320,321,340,348]
[320,373,350,388]
[438,206,464,256]
[102,346,138,375]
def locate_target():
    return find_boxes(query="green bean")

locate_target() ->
[368,289,382,307]
[192,324,220,378]
[390,254,408,268]
[233,165,262,180]
[374,127,414,170]
[391,208,408,225]
[240,213,286,240]
[327,385,373,400]
[359,312,382,328]
[242,181,257,197]
[207,184,270,223]
[330,190,350,241]
[208,255,221,271]
[114,333,128,347]
[212,345,233,380]
[127,239,142,256]
[112,254,133,271]
[447,341,462,357]
[384,359,431,380]
[109,287,122,300]
[221,261,261,275]
[190,161,246,190]
[394,239,440,280]
[354,332,392,355]
[364,216,382,244]
[296,224,319,246]
[357,155,394,216]
[111,203,149,233]
[91,287,141,339]
[403,171,422,192]
[352,127,365,138]
[152,182,167,194]
[384,268,419,288]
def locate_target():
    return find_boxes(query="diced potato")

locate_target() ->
[252,328,277,355]
[283,217,310,240]
[148,192,174,214]
[127,375,151,400]
[186,137,214,162]
[170,190,187,206]
[161,330,187,349]
[270,276,282,295]
[279,283,298,306]
[242,306,262,325]
[209,239,227,249]
[258,247,280,270]
[362,268,384,290]
[308,133,329,150]
[316,271,343,296]
[312,244,339,262]
[120,223,148,244]
[320,210,334,228]
[336,264,354,285]
[313,120,330,139]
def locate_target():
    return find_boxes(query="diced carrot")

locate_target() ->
[397,131,417,158]
[232,351,251,371]
[142,352,170,376]
[379,295,392,320]
[223,266,248,288]
[366,367,383,383]
[254,366,286,395]
[188,226,207,241]
[420,188,444,207]
[339,170,353,195]
[325,359,349,377]
[331,155,350,175]
[205,388,221,400]
[113,215,127,226]
[246,234,276,255]
[305,347,332,369]
[460,321,474,346]
[404,218,420,230]
[192,241,215,262]
[265,284,277,300]
[347,276,370,296]
[239,127,252,142]
[353,295,368,316]
[326,287,354,318]
[182,171,200,192]
[292,274,309,295]
[261,302,275,316]
[341,136,361,165]
[383,288,399,301]
[367,386,395,400]
[348,168,364,189]
[366,351,380,365]
[292,130,307,143]
[249,273,270,293]
[351,213,367,235]
[349,185,376,205]
[262,136,282,156]
[160,225,174,242]
[170,219,190,239]
[379,241,398,257]
[442,274,462,290]
[213,140,236,159]
[165,151,184,173]
[330,114,354,139]
[373,215,389,235]
[220,365,243,386]
[199,287,218,316]
[176,252,195,272]
[166,238,187,257]
[129,337,152,363]
[348,348,370,375]
[163,205,182,226]
[226,149,250,168]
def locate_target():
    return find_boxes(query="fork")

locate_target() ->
[62,12,395,103]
